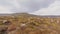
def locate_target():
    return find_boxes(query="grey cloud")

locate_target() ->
[30,0,60,15]
[0,0,55,13]
[19,0,55,12]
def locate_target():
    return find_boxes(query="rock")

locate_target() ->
[3,20,11,25]
[0,27,8,34]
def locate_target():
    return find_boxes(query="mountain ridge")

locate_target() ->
[0,13,60,18]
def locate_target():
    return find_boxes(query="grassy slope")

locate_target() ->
[0,13,60,34]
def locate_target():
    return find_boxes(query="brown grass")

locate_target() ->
[0,13,60,34]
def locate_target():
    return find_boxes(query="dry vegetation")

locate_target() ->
[0,13,60,34]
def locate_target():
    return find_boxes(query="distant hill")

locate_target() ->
[0,13,60,18]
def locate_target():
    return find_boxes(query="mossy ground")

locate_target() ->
[0,14,60,34]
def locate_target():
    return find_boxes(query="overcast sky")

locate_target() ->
[0,0,60,15]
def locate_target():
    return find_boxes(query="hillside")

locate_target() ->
[0,13,60,34]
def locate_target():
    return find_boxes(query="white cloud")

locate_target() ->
[30,0,60,15]
[0,0,32,13]
[0,5,14,14]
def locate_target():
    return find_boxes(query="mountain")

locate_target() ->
[0,13,60,18]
